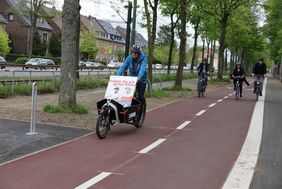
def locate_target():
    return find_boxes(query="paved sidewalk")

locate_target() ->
[0,118,92,164]
[250,79,282,189]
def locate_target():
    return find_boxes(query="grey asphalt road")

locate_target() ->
[250,79,282,189]
[0,118,92,164]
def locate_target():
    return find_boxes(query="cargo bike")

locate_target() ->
[96,76,146,139]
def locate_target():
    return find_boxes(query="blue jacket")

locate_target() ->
[116,52,147,83]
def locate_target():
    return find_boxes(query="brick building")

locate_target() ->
[0,14,7,30]
[0,0,53,55]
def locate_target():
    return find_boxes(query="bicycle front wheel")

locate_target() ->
[96,114,109,139]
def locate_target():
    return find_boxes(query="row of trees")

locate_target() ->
[143,0,268,88]
[7,0,273,109]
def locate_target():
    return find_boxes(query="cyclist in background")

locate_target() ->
[252,58,267,96]
[232,62,245,97]
[197,58,210,88]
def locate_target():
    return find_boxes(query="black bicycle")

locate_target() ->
[233,76,243,100]
[197,73,207,98]
[254,74,264,101]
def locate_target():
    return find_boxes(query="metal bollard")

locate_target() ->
[27,82,38,135]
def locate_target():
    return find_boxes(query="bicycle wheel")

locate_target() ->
[197,82,202,98]
[235,85,240,100]
[96,114,109,139]
[135,101,146,128]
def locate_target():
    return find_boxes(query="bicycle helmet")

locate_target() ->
[235,62,241,65]
[131,44,141,53]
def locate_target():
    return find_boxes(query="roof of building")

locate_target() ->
[116,25,147,47]
[0,14,8,24]
[97,19,120,36]
[6,0,53,31]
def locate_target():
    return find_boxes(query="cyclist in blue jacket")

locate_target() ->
[116,44,147,106]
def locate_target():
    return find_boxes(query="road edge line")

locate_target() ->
[221,78,267,189]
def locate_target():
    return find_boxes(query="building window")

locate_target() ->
[43,32,48,42]
[8,13,14,21]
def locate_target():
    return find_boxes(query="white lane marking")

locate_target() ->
[196,110,206,116]
[138,139,166,154]
[229,94,233,96]
[224,96,228,99]
[217,99,223,102]
[176,121,191,130]
[222,78,267,189]
[208,103,216,108]
[75,172,112,189]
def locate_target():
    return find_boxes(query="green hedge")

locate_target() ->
[15,57,29,64]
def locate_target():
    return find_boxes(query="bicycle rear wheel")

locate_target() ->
[135,100,146,128]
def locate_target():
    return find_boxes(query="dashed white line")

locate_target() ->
[208,103,216,108]
[229,94,233,96]
[75,172,112,189]
[222,78,267,189]
[196,110,206,116]
[138,139,166,154]
[224,96,228,99]
[217,99,223,102]
[176,121,191,130]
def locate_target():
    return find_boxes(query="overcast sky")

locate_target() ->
[55,0,195,47]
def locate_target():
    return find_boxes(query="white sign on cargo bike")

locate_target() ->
[105,76,138,107]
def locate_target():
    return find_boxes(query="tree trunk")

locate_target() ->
[217,12,229,80]
[207,40,210,62]
[211,39,216,69]
[28,12,37,58]
[190,18,200,73]
[143,0,152,83]
[175,0,187,88]
[59,0,80,109]
[167,13,175,74]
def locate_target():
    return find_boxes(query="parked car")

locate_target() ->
[44,59,55,66]
[25,58,41,67]
[153,64,163,69]
[85,61,104,69]
[79,61,86,67]
[25,58,54,69]
[0,56,7,69]
[107,61,118,68]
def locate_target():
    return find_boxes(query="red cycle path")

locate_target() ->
[0,86,256,189]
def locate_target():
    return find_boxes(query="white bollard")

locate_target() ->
[27,82,38,135]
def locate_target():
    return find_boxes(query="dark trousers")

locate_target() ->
[243,77,249,85]
[136,81,146,105]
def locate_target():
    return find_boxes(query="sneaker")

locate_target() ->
[260,91,262,96]
[247,83,250,86]
[240,94,243,97]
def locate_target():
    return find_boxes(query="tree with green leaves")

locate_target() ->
[196,0,254,80]
[0,27,10,56]
[175,0,190,88]
[14,0,55,58]
[49,32,61,57]
[114,49,125,62]
[32,30,47,56]
[160,0,180,73]
[143,0,159,83]
[264,0,282,64]
[80,28,98,61]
